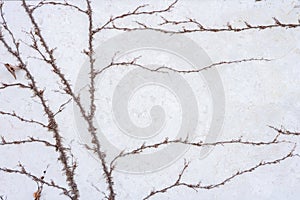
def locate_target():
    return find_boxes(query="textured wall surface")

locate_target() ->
[0,0,300,199]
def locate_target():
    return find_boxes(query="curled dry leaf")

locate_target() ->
[33,189,41,200]
[3,63,20,79]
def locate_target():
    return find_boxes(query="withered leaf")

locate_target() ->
[4,63,19,79]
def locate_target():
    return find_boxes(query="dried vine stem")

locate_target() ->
[143,146,298,200]
[20,0,115,198]
[269,126,300,136]
[0,0,114,197]
[90,0,300,34]
[104,15,300,33]
[0,2,79,199]
[0,110,48,128]
[96,56,270,76]
[0,83,31,90]
[29,0,86,14]
[109,130,288,171]
[0,163,72,198]
[93,0,178,34]
[95,56,166,76]
[154,58,270,73]
[156,17,300,33]
[0,136,58,149]
[84,0,115,198]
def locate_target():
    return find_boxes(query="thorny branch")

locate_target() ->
[154,58,270,73]
[1,1,79,199]
[153,17,300,33]
[0,110,48,128]
[105,19,300,33]
[0,82,31,90]
[0,136,59,150]
[0,163,72,198]
[0,0,300,199]
[85,0,116,199]
[143,145,298,200]
[104,12,300,33]
[29,0,86,14]
[92,0,178,34]
[109,129,289,172]
[269,126,300,136]
[96,56,271,76]
[9,0,115,198]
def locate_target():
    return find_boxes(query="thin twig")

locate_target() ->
[0,110,48,128]
[0,163,72,199]
[143,146,297,199]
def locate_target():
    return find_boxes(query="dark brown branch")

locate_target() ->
[20,0,89,120]
[143,146,297,199]
[93,0,178,33]
[0,136,57,149]
[0,110,48,128]
[27,30,51,63]
[104,17,300,33]
[109,132,287,172]
[155,58,270,73]
[0,82,31,90]
[95,56,167,76]
[0,4,20,51]
[84,0,115,199]
[97,57,271,76]
[269,126,300,136]
[20,0,115,197]
[0,163,72,199]
[29,0,86,14]
[1,2,80,198]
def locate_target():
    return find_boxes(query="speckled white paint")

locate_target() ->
[0,0,300,200]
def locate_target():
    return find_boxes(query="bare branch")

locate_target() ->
[53,98,72,116]
[110,133,288,172]
[96,56,270,76]
[0,3,20,52]
[269,125,300,136]
[0,163,72,199]
[29,0,87,14]
[151,58,270,73]
[0,110,48,128]
[0,136,57,149]
[143,146,297,199]
[95,56,167,76]
[84,0,115,198]
[104,17,300,33]
[1,2,80,198]
[0,82,31,90]
[93,0,178,33]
